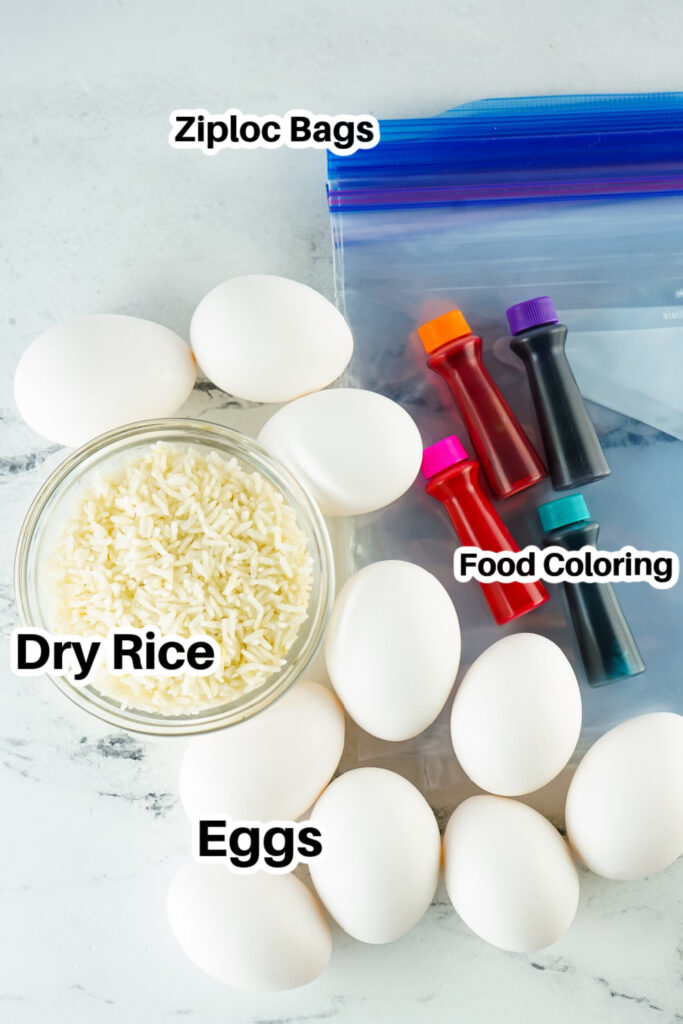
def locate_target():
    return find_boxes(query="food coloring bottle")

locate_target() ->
[538,494,644,686]
[506,297,610,491]
[419,310,546,499]
[422,435,549,625]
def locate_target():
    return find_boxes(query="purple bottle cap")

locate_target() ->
[506,296,558,335]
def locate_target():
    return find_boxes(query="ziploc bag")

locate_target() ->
[561,306,683,441]
[327,94,683,804]
[493,304,683,442]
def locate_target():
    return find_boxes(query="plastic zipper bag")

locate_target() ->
[559,306,683,441]
[327,93,683,801]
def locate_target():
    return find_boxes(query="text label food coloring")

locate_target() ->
[454,546,678,589]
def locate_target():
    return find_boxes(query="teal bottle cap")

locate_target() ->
[538,493,590,532]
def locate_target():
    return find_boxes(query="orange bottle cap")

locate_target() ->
[418,309,472,353]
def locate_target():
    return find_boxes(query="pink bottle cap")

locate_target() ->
[421,435,469,478]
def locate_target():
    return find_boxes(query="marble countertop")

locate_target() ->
[2,1,683,1021]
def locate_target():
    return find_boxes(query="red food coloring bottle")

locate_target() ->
[422,435,549,625]
[418,309,546,499]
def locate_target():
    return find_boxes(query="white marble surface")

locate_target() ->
[2,2,683,1022]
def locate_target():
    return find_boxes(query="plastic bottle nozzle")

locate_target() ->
[538,493,590,532]
[421,435,469,478]
[418,310,472,353]
[506,296,559,335]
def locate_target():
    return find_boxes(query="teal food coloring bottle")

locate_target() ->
[538,494,645,686]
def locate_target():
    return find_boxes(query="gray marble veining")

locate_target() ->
[2,1,683,1020]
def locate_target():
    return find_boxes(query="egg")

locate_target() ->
[324,560,461,741]
[179,681,345,823]
[190,274,352,403]
[308,767,440,944]
[451,633,581,796]
[258,389,423,516]
[167,862,331,991]
[443,795,579,952]
[565,712,683,880]
[14,314,196,446]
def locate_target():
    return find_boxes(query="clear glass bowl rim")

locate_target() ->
[14,418,335,736]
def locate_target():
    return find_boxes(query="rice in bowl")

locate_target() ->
[49,442,313,714]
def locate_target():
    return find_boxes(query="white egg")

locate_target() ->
[443,795,579,952]
[190,274,352,403]
[451,633,581,797]
[566,712,683,880]
[309,767,440,944]
[325,560,460,741]
[14,314,196,446]
[179,681,345,823]
[258,389,423,516]
[167,862,331,991]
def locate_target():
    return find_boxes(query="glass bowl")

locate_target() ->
[14,418,334,736]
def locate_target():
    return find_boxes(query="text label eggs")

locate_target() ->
[258,389,423,516]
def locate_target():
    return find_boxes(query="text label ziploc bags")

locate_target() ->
[327,93,683,792]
